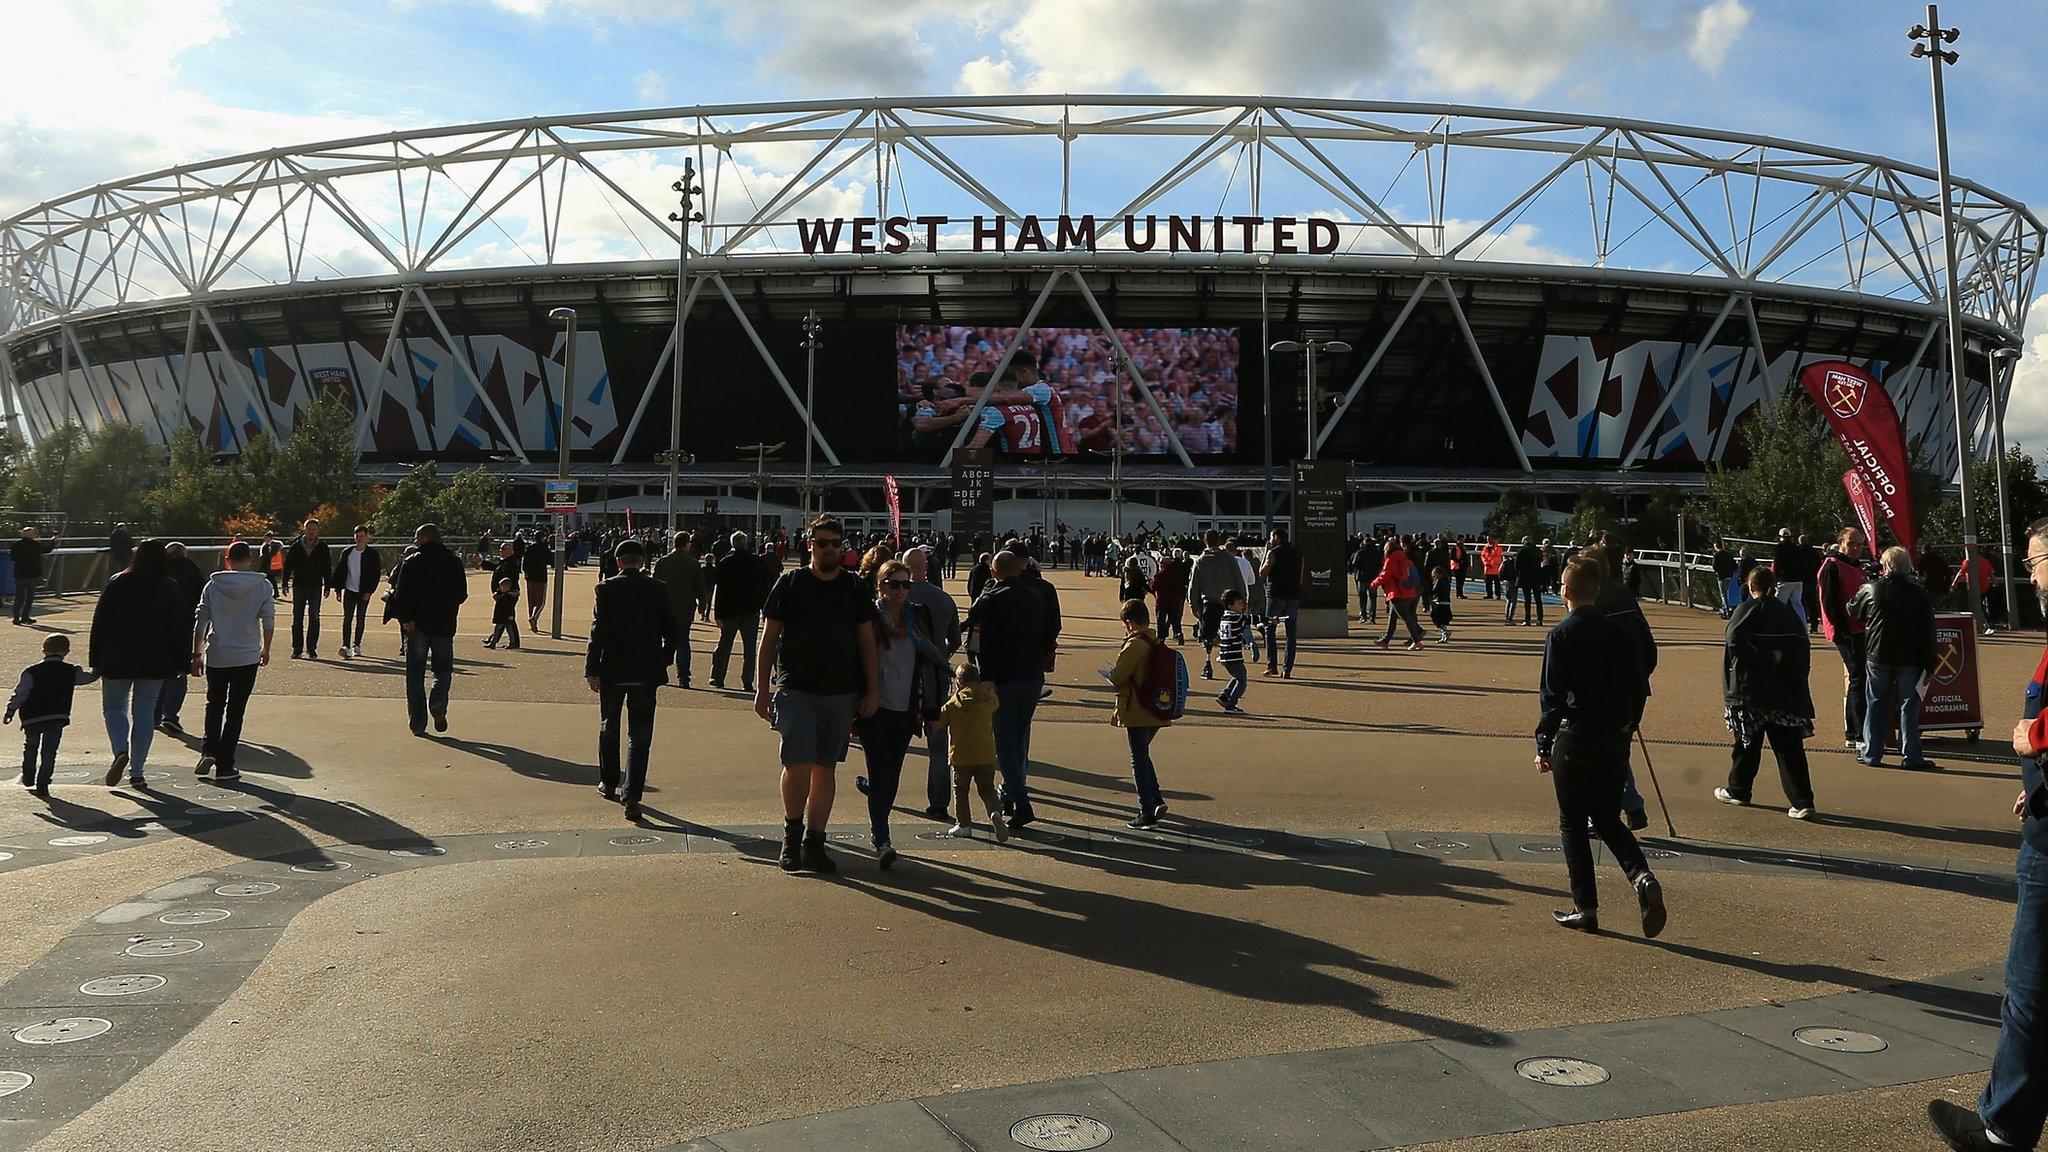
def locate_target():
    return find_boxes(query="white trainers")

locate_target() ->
[1713,787,1747,806]
[991,814,1009,843]
[1788,806,1815,820]
[947,823,972,838]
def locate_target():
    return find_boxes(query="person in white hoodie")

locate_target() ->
[190,541,275,782]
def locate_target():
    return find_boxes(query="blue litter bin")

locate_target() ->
[0,551,15,600]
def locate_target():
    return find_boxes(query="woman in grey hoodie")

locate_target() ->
[191,541,276,782]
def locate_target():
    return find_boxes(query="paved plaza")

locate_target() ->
[0,566,2029,1151]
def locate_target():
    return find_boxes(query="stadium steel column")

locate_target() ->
[1913,7,1984,628]
[547,307,579,641]
[1259,258,1273,537]
[1992,345,2019,623]
[801,309,821,520]
[666,157,702,535]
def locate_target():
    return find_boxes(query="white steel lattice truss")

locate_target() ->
[0,96,2039,463]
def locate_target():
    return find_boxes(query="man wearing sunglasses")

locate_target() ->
[1933,518,2048,1151]
[757,515,879,874]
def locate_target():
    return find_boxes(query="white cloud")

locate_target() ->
[2000,292,2048,454]
[996,0,1394,93]
[633,69,670,103]
[1690,0,1750,71]
[958,55,1021,96]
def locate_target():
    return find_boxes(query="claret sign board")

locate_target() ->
[797,214,1343,256]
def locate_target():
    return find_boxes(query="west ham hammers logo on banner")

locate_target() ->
[1824,369,1868,420]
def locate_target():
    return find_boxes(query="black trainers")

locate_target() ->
[1635,874,1666,939]
[1624,808,1649,831]
[213,769,241,782]
[104,753,128,787]
[778,821,802,873]
[1928,1099,2001,1151]
[800,830,836,874]
[854,776,871,796]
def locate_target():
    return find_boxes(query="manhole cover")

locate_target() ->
[1519,843,1565,854]
[160,909,230,926]
[215,883,279,897]
[81,975,165,997]
[14,1018,111,1045]
[494,839,548,850]
[48,835,107,847]
[1414,839,1468,852]
[609,835,663,846]
[388,846,446,857]
[1794,1027,1887,1053]
[0,1070,28,1097]
[1515,1057,1610,1086]
[1010,1114,1113,1150]
[292,860,350,873]
[123,938,202,958]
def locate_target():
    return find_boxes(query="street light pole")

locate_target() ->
[546,307,578,641]
[801,310,821,521]
[665,157,702,536]
[1259,259,1274,537]
[1991,345,2020,628]
[738,441,783,543]
[1913,7,1986,630]
[1267,338,1353,463]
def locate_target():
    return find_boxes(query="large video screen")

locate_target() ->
[896,325,1239,460]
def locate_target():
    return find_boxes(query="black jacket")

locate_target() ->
[713,550,767,619]
[9,535,54,581]
[166,555,206,617]
[327,544,383,596]
[388,542,469,637]
[89,571,188,679]
[586,569,681,685]
[1850,573,1936,670]
[966,558,993,603]
[1723,595,1814,718]
[967,577,1048,684]
[491,555,521,594]
[1535,606,1648,754]
[281,538,333,593]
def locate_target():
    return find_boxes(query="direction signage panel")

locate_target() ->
[952,448,995,549]
[543,480,579,514]
[1291,459,1349,611]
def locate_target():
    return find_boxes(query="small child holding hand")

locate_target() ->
[7,634,97,797]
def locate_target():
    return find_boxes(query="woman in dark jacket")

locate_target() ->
[1117,557,1149,605]
[89,539,188,788]
[1714,566,1817,818]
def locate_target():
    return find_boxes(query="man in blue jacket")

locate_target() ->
[1931,515,2048,1150]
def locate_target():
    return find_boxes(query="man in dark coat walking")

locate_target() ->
[388,523,469,737]
[586,539,680,821]
[652,532,709,688]
[157,541,207,733]
[10,526,57,625]
[281,517,333,660]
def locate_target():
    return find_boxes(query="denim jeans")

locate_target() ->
[405,632,455,732]
[857,707,917,843]
[598,683,657,803]
[1983,840,2048,1146]
[101,678,164,773]
[713,615,758,688]
[12,578,36,623]
[1357,579,1378,621]
[155,674,189,725]
[1862,662,1923,763]
[1775,581,1806,626]
[20,720,62,787]
[1127,725,1163,814]
[673,619,694,685]
[1264,597,1300,673]
[992,678,1042,811]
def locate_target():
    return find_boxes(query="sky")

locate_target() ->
[4,0,2046,443]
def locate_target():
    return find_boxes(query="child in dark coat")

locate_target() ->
[485,578,521,650]
[1429,567,1454,644]
[7,634,97,796]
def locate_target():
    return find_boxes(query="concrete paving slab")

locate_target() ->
[1272,1040,1548,1147]
[705,1100,966,1152]
[31,926,288,970]
[1826,984,2004,1059]
[1425,1027,1701,1126]
[0,1002,214,1058]
[0,1053,152,1141]
[1570,1013,1858,1105]
[1097,1053,1389,1152]
[0,957,261,1010]
[1698,1001,1987,1087]
[918,1075,1186,1152]
[1386,832,1502,863]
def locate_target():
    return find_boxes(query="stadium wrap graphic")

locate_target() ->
[1798,360,1917,557]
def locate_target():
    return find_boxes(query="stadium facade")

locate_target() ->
[0,97,2039,531]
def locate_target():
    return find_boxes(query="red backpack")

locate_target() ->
[1138,635,1189,723]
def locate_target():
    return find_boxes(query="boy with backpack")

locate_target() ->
[937,663,1005,841]
[7,634,96,797]
[1108,598,1183,827]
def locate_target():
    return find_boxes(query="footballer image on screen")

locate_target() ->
[897,325,1239,460]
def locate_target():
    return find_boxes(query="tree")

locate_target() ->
[1922,444,2048,556]
[6,423,165,525]
[1699,393,1856,546]
[142,429,242,536]
[1482,491,1548,543]
[367,462,501,540]
[1557,491,1623,545]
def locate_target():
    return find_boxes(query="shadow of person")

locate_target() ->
[1025,758,1213,803]
[33,791,152,838]
[231,741,315,780]
[436,735,650,793]
[841,853,1504,1047]
[1809,811,2021,852]
[1623,933,2006,1017]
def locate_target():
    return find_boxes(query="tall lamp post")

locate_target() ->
[1259,255,1275,536]
[1912,7,1986,630]
[546,306,578,641]
[1991,345,2020,628]
[800,309,821,520]
[665,157,702,535]
[1268,338,1352,461]
[738,441,784,542]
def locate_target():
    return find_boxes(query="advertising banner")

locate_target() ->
[951,448,995,549]
[1921,612,1984,732]
[884,475,901,547]
[1843,469,1880,555]
[1291,458,1350,610]
[543,480,579,514]
[1799,360,1917,555]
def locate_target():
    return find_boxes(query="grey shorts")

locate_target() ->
[772,689,856,767]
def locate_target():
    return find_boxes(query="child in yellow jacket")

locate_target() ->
[936,664,1006,841]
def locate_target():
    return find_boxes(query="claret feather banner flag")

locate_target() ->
[1798,361,1917,557]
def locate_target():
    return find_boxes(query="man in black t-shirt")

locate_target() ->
[756,514,878,875]
[1261,527,1305,678]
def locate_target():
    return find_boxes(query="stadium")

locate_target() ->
[0,96,2039,536]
